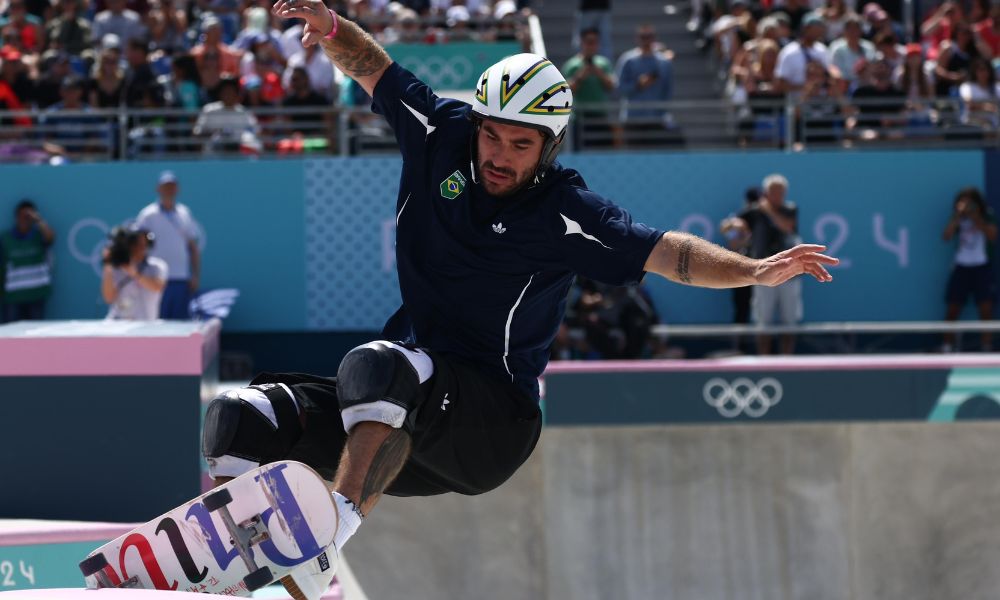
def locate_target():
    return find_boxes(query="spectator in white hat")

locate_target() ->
[134,170,202,319]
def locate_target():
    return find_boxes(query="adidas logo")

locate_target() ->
[441,392,450,411]
[492,222,506,234]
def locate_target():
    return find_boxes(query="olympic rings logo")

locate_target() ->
[68,218,112,276]
[702,377,783,418]
[398,55,474,89]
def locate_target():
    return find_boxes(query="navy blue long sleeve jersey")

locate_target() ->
[372,63,664,399]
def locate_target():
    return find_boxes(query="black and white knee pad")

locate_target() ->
[336,341,433,433]
[202,383,303,479]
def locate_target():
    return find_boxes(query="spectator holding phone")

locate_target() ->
[616,24,674,144]
[942,186,997,351]
[564,27,618,148]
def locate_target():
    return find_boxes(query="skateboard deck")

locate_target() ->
[79,461,338,597]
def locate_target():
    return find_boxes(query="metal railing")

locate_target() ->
[0,96,996,162]
[650,320,1000,354]
[568,96,1000,152]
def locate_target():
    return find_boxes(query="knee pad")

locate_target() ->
[202,383,303,479]
[337,341,432,433]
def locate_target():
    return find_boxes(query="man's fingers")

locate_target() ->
[805,263,832,282]
[793,251,839,266]
[786,244,827,256]
[275,0,320,17]
[302,27,322,46]
[282,5,318,15]
[799,258,832,281]
[807,253,839,266]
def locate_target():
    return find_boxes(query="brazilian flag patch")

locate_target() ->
[439,170,467,199]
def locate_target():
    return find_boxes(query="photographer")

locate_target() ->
[101,226,168,321]
[942,187,998,351]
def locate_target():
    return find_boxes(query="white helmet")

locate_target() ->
[470,53,573,183]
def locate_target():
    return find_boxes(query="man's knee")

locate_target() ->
[202,383,303,479]
[337,342,432,433]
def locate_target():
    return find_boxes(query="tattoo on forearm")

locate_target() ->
[359,429,411,507]
[676,238,693,284]
[319,18,390,79]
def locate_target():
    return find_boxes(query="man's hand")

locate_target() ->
[271,0,391,96]
[272,0,334,47]
[754,244,838,287]
[189,275,199,294]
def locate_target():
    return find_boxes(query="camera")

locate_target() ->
[105,226,154,268]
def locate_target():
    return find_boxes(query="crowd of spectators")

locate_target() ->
[0,0,533,159]
[706,0,1000,145]
[563,24,678,148]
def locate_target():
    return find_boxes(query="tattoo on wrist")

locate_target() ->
[320,21,390,78]
[359,429,411,507]
[676,238,693,284]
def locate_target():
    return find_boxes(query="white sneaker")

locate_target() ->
[280,545,339,600]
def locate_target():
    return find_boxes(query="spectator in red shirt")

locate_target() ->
[191,14,242,77]
[0,0,44,53]
[922,0,965,61]
[973,4,999,58]
[0,45,32,108]
[0,77,30,128]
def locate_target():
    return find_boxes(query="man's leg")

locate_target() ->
[752,285,776,355]
[333,342,434,516]
[943,267,969,351]
[330,341,433,522]
[973,265,995,351]
[977,300,993,351]
[332,422,411,516]
[159,280,191,319]
[778,280,802,355]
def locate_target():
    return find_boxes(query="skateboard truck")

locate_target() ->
[204,487,275,591]
[79,553,140,589]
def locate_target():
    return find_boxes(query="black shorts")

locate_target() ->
[946,264,997,305]
[249,350,542,497]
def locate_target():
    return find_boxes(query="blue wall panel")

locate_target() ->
[561,150,984,324]
[0,150,986,331]
[0,160,307,331]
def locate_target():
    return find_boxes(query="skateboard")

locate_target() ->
[79,461,338,597]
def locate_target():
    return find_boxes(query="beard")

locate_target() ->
[477,159,532,197]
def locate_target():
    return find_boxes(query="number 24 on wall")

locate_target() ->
[680,212,909,269]
[0,560,35,587]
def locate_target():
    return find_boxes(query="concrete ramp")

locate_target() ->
[346,422,1000,600]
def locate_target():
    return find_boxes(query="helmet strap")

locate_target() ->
[468,118,482,184]
[533,130,565,185]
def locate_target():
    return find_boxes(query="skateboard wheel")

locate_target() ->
[203,488,233,512]
[243,566,273,591]
[79,553,109,578]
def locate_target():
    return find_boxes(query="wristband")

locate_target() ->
[323,9,339,39]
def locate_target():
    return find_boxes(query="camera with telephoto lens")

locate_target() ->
[105,226,154,268]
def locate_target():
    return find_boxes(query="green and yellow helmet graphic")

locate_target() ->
[470,53,573,138]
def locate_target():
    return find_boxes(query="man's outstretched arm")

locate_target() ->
[643,231,838,289]
[272,0,391,97]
